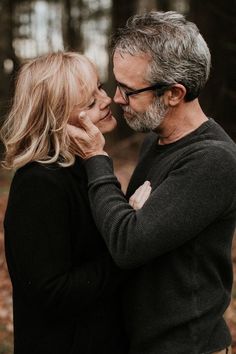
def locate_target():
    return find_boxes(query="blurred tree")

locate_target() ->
[156,0,170,11]
[112,0,137,30]
[0,0,20,121]
[189,0,236,140]
[106,0,139,141]
[62,0,84,52]
[136,0,157,13]
[0,0,21,155]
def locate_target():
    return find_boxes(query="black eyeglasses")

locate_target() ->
[116,82,173,103]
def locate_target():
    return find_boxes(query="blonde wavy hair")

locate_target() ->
[1,51,97,169]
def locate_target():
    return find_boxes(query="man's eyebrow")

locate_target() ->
[115,81,136,91]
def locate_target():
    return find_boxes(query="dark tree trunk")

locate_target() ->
[156,0,170,11]
[188,0,236,140]
[107,0,139,141]
[0,0,20,120]
[112,0,137,30]
[62,0,84,52]
[0,0,17,154]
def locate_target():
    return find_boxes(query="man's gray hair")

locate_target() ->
[111,11,211,101]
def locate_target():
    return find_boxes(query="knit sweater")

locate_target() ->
[4,158,128,354]
[84,118,236,354]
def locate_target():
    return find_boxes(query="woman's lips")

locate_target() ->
[101,110,112,120]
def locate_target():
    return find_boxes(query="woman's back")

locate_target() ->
[5,159,128,354]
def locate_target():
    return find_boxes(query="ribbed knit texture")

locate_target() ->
[85,119,236,354]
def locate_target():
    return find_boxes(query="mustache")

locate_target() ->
[122,106,134,114]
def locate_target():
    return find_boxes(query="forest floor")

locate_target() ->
[0,134,236,353]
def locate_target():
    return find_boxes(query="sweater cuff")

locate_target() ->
[84,155,118,186]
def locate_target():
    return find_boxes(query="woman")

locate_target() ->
[1,51,130,354]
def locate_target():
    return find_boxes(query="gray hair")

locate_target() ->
[111,11,211,101]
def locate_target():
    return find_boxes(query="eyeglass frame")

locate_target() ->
[116,82,173,103]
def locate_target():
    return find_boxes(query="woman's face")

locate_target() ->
[70,70,117,134]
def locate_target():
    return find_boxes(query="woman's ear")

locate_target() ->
[164,84,187,106]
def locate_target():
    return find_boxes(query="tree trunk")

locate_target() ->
[62,0,84,52]
[188,0,236,140]
[107,0,139,141]
[0,0,20,120]
[156,0,170,11]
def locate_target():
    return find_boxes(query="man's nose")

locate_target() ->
[113,87,127,105]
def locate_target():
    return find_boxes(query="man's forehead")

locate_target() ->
[113,50,151,84]
[113,50,151,63]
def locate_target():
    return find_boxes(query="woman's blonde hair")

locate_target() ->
[1,51,97,169]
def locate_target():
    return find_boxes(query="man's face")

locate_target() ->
[113,50,168,132]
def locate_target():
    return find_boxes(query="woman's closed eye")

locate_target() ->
[87,100,96,109]
[98,82,104,91]
[86,83,105,110]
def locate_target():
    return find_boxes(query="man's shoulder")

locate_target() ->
[173,118,236,161]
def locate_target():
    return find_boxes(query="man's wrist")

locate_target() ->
[84,154,115,183]
[84,151,108,160]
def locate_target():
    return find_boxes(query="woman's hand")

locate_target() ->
[129,181,152,210]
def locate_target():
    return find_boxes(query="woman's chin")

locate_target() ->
[98,116,117,134]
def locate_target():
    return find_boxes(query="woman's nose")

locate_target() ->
[100,92,112,109]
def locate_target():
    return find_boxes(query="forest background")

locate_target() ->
[0,0,235,353]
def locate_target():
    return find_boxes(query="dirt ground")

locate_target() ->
[0,136,236,353]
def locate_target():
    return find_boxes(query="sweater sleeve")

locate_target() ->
[4,167,125,316]
[84,145,236,269]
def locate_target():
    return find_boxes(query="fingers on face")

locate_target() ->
[66,123,87,140]
[78,112,98,135]
[68,111,99,136]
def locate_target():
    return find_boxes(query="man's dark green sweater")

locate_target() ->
[84,119,236,354]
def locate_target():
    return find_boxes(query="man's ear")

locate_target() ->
[164,84,187,106]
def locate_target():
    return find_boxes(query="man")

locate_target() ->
[68,11,236,354]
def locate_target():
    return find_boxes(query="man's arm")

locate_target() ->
[67,115,236,269]
[84,152,236,268]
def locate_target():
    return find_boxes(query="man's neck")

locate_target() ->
[156,99,208,145]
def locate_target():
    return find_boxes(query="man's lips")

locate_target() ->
[123,110,133,118]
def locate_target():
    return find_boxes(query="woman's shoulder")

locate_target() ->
[13,161,70,190]
[11,159,85,196]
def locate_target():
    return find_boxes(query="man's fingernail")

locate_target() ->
[79,111,85,118]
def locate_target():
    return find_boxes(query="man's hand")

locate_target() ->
[67,112,108,159]
[129,181,152,210]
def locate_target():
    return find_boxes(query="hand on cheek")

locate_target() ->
[66,112,108,159]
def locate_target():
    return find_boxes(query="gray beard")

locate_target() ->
[123,97,168,132]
